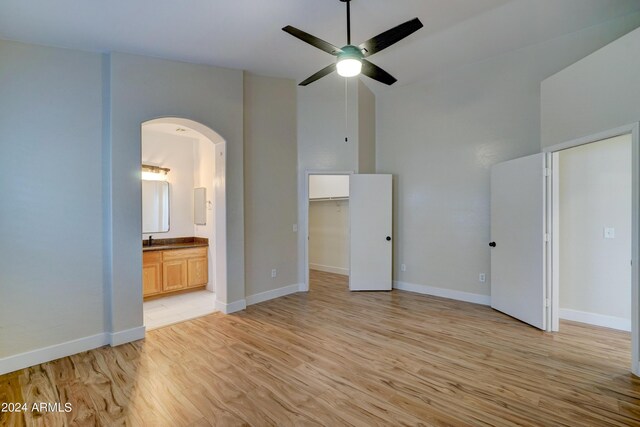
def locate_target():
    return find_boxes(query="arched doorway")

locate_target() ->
[140,118,227,328]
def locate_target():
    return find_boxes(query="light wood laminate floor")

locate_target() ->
[1,270,639,426]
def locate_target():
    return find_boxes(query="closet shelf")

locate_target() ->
[310,197,349,202]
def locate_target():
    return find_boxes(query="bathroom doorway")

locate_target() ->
[140,118,227,329]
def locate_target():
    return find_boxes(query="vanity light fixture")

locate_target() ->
[142,164,170,181]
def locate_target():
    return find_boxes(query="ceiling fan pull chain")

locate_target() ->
[345,78,349,142]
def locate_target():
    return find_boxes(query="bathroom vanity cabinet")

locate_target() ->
[143,245,208,299]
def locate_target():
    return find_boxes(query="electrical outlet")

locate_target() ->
[271,269,277,278]
[401,264,407,272]
[479,273,486,283]
[293,224,298,232]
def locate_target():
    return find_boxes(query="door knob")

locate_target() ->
[489,242,496,247]
[386,236,391,241]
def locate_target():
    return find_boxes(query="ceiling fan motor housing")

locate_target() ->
[338,45,364,61]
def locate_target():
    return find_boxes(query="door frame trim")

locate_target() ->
[544,122,640,376]
[301,170,353,292]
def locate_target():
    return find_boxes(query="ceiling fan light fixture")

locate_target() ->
[337,57,362,77]
[336,45,363,77]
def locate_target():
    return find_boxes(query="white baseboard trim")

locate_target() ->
[394,281,491,306]
[559,308,631,331]
[0,333,109,376]
[215,299,247,314]
[246,284,300,306]
[109,326,146,346]
[309,263,350,276]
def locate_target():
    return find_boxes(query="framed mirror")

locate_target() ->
[142,180,170,233]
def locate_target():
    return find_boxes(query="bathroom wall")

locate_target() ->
[142,129,198,239]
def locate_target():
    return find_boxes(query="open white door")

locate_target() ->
[350,174,392,291]
[490,153,548,330]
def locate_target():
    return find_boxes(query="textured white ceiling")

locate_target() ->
[1,0,639,90]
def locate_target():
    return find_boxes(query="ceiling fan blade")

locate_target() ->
[282,26,343,56]
[360,59,397,85]
[299,63,337,86]
[358,18,423,58]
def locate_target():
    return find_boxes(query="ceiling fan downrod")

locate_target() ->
[340,0,351,45]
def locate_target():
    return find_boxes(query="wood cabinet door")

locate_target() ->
[188,257,208,287]
[163,260,188,291]
[143,263,162,296]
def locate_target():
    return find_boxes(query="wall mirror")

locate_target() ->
[194,187,207,225]
[142,180,170,233]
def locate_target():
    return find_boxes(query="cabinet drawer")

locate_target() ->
[162,247,207,261]
[143,251,162,264]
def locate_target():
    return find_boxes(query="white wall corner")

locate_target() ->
[0,333,109,376]
[246,284,300,306]
[393,281,491,306]
[559,308,631,332]
[109,326,146,346]
[215,298,247,314]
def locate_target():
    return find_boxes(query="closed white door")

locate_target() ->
[490,153,547,329]
[350,174,393,291]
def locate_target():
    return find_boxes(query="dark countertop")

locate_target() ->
[143,237,208,252]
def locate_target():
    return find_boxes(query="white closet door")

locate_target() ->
[349,174,393,291]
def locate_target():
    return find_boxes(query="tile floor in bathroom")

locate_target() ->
[143,290,216,330]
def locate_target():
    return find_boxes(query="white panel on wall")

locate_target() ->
[309,175,350,199]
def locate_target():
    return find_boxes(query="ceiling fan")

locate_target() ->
[283,0,423,86]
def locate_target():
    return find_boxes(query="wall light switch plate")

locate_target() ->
[293,224,298,233]
[401,264,406,272]
[271,269,277,278]
[604,227,615,239]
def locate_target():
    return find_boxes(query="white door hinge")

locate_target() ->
[544,298,550,308]
[544,233,550,242]
[543,168,551,177]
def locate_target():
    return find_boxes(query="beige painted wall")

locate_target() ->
[0,40,104,358]
[358,81,376,174]
[108,51,245,327]
[309,200,350,275]
[559,135,631,320]
[376,13,640,297]
[542,25,640,148]
[243,73,298,297]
